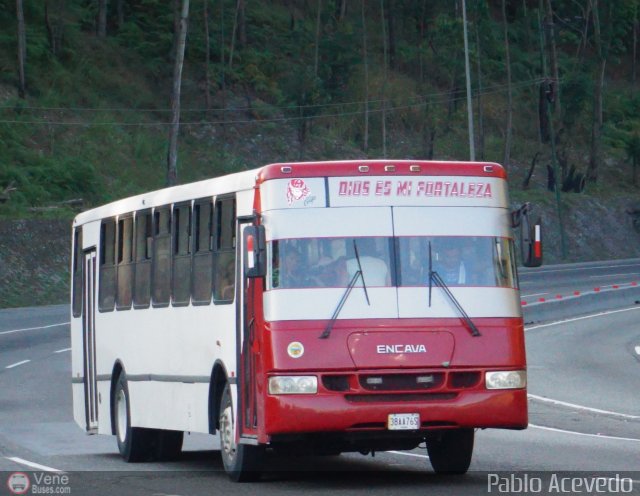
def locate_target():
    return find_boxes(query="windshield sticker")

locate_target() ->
[338,179,492,199]
[286,179,311,206]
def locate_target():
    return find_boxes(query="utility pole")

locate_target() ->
[538,3,567,259]
[462,0,475,161]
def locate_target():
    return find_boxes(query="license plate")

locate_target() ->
[387,413,420,430]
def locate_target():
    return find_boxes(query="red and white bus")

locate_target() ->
[70,160,541,480]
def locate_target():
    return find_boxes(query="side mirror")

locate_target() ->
[243,225,266,278]
[512,203,543,267]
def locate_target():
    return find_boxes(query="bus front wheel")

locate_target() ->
[114,372,154,462]
[218,384,263,482]
[114,372,184,462]
[426,428,474,474]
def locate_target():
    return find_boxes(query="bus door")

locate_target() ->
[82,249,99,432]
[237,219,262,438]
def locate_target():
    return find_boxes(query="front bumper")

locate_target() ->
[264,386,528,436]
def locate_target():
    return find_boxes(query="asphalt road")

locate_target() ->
[1,262,639,495]
[519,258,640,304]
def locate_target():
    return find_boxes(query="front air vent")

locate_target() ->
[322,375,351,392]
[449,372,481,389]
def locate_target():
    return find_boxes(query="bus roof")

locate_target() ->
[73,160,505,226]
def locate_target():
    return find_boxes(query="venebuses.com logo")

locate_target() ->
[6,472,71,495]
[6,473,30,495]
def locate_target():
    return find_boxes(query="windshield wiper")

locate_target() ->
[319,240,370,339]
[427,242,481,338]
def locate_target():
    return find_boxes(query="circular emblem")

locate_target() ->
[7,473,30,495]
[287,341,305,358]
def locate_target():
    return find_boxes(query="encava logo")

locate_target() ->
[376,344,427,354]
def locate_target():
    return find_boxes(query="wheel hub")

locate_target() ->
[116,389,127,443]
[220,405,237,462]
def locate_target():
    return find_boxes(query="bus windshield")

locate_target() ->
[398,236,518,289]
[269,237,393,289]
[268,236,518,290]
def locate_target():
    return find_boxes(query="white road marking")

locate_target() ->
[589,273,640,279]
[635,346,640,356]
[529,424,640,443]
[0,322,69,336]
[525,306,640,331]
[528,394,640,420]
[388,450,429,459]
[521,292,549,298]
[5,360,31,369]
[54,347,72,354]
[5,456,62,472]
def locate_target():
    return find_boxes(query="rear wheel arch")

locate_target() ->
[208,361,229,434]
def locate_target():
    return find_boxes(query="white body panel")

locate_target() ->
[71,172,255,436]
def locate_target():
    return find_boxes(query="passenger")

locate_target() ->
[279,249,321,288]
[346,238,389,286]
[433,239,467,285]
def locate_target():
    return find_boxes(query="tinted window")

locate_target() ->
[116,216,134,310]
[98,219,116,312]
[152,207,171,306]
[213,197,236,302]
[72,227,83,317]
[192,200,213,304]
[133,210,152,307]
[172,203,192,305]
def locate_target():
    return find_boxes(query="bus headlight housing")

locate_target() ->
[485,370,527,389]
[268,376,318,395]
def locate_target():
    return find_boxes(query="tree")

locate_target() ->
[626,132,640,186]
[16,0,26,98]
[167,0,190,187]
[588,0,606,183]
[380,0,388,157]
[502,0,513,168]
[361,0,369,153]
[204,0,211,109]
[45,0,66,57]
[98,0,108,37]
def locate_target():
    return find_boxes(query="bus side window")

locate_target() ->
[213,196,236,303]
[152,206,171,306]
[116,215,134,310]
[72,227,83,318]
[192,200,213,304]
[133,210,152,308]
[98,218,117,312]
[172,203,192,306]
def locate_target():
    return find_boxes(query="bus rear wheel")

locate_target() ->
[426,428,474,474]
[219,384,263,482]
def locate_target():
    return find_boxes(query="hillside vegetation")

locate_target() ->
[0,1,639,308]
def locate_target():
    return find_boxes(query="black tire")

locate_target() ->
[427,428,474,474]
[113,372,155,462]
[219,384,263,482]
[154,430,184,461]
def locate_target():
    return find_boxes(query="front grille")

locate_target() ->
[345,393,457,403]
[360,373,445,391]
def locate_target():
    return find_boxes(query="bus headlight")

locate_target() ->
[485,370,527,389]
[268,376,318,395]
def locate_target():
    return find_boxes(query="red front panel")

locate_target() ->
[253,318,527,442]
